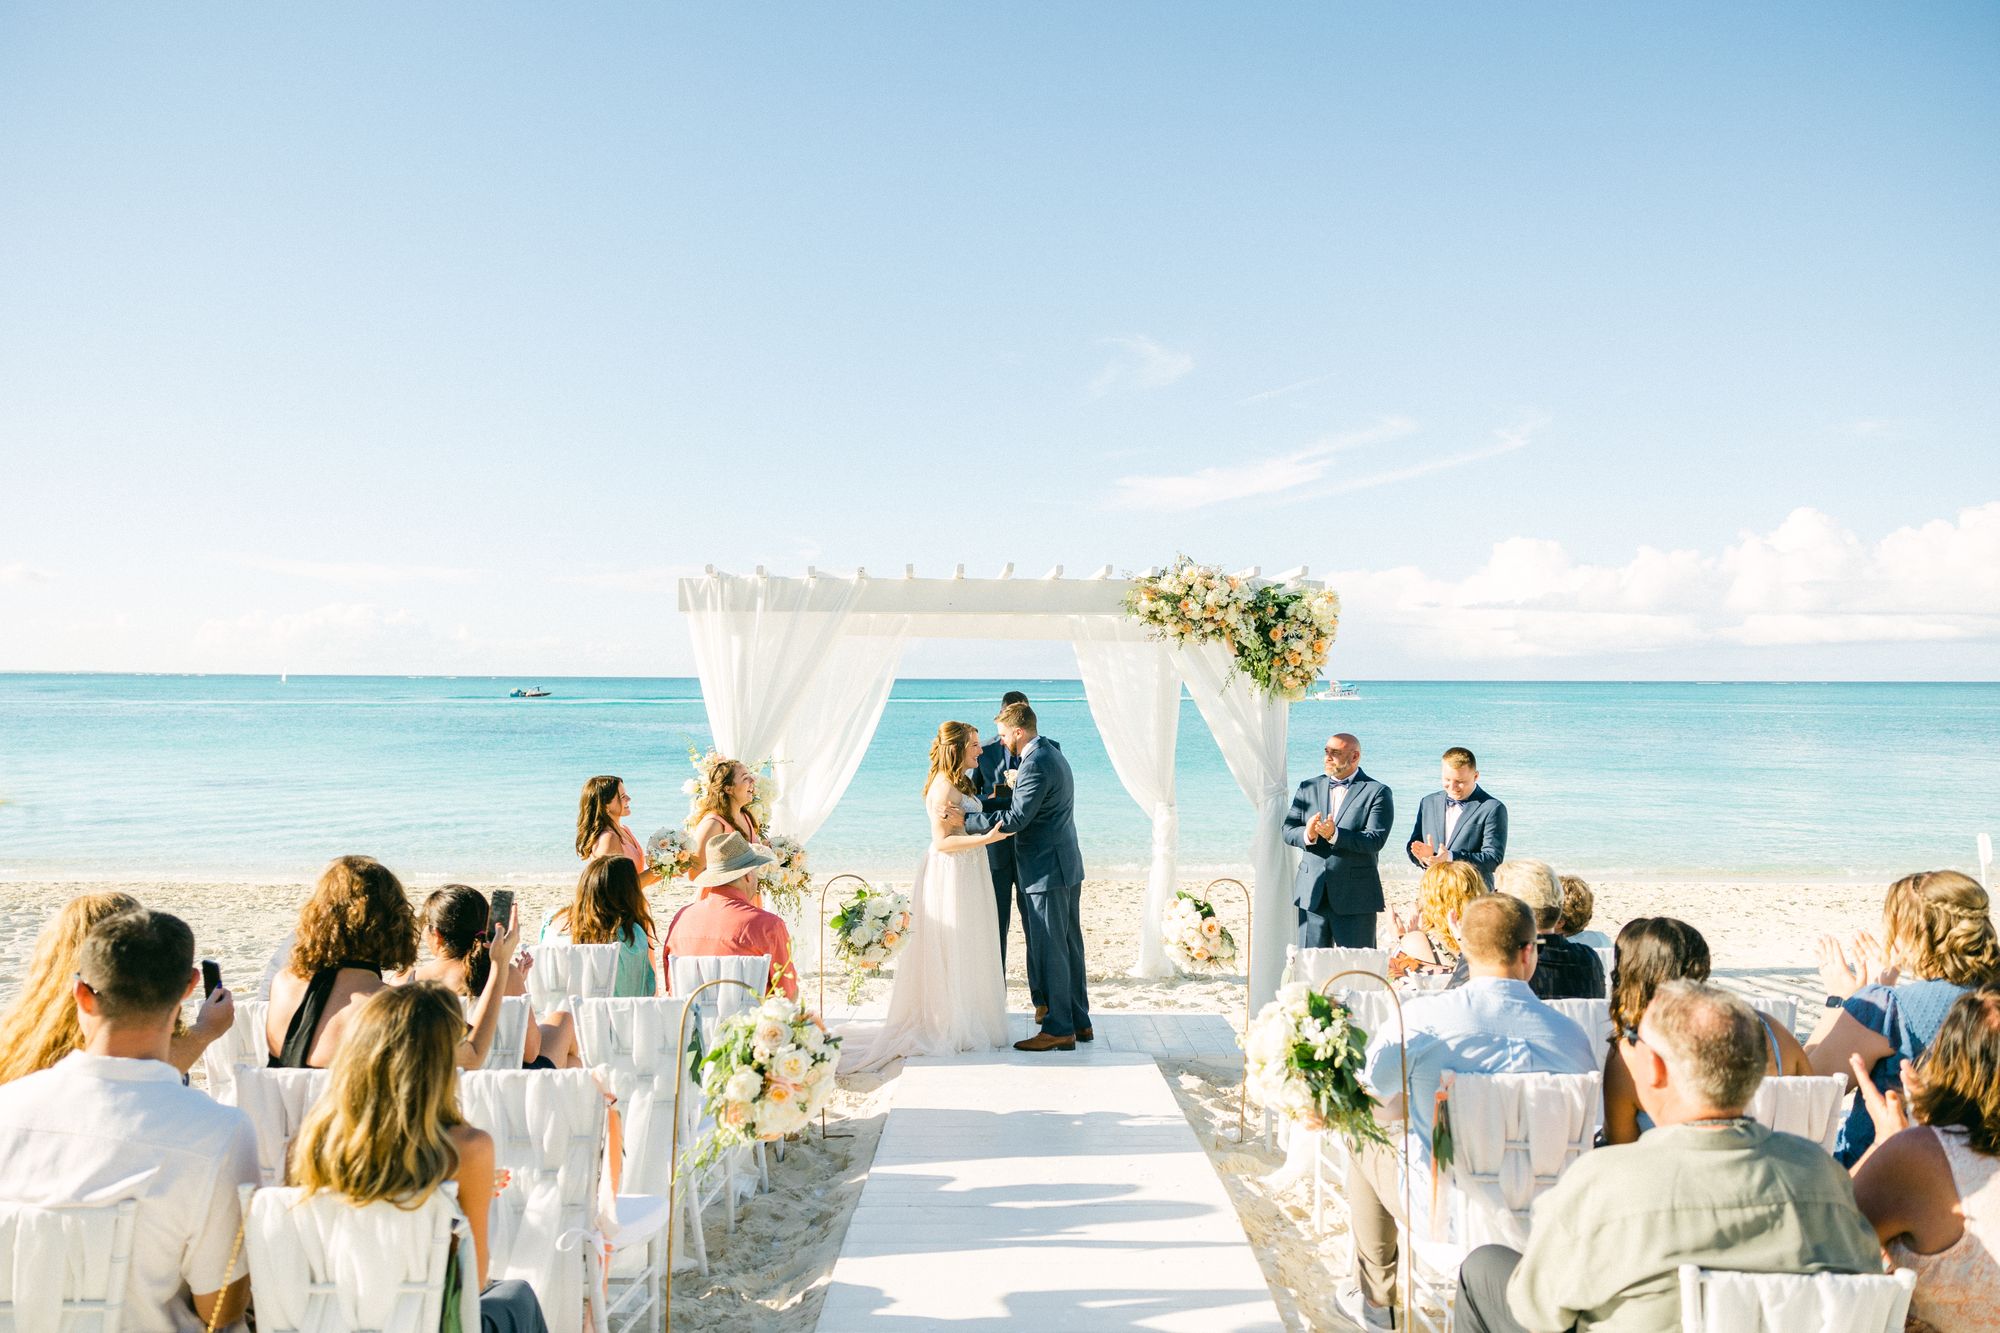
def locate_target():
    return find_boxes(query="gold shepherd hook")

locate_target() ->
[1204,877,1254,1142]
[1316,969,1416,1327]
[666,975,764,1333]
[814,872,870,1140]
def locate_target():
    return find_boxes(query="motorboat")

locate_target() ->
[1310,679,1360,700]
[509,687,552,698]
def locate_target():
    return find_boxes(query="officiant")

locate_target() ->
[976,690,1044,1015]
[1281,732,1395,948]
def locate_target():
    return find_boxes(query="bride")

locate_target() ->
[845,721,1013,1071]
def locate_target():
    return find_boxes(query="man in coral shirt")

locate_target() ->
[664,831,798,999]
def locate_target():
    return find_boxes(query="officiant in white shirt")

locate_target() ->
[1281,732,1394,948]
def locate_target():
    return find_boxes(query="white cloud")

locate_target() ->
[549,563,708,594]
[238,557,485,585]
[1088,335,1194,397]
[1327,501,2000,660]
[0,562,55,584]
[188,602,474,672]
[1238,370,1337,406]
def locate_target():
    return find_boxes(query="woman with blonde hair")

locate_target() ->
[0,891,232,1083]
[684,756,765,889]
[1809,869,2000,1165]
[844,721,1011,1071]
[1388,859,1486,974]
[541,855,658,997]
[290,983,547,1333]
[269,855,519,1069]
[576,775,663,889]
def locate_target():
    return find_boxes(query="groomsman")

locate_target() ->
[977,691,1044,1015]
[1281,732,1394,948]
[1406,746,1507,888]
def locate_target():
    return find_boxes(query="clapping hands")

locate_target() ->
[1816,930,1899,1000]
[1849,1051,1921,1141]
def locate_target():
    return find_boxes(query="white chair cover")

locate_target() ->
[462,995,530,1070]
[233,1068,332,1186]
[257,936,294,1001]
[458,1070,608,1333]
[525,944,623,1016]
[1425,1070,1602,1254]
[1677,1264,1917,1333]
[1546,998,1614,1070]
[1744,1075,1849,1154]
[1745,995,1801,1040]
[243,1185,474,1333]
[200,999,271,1105]
[0,1200,137,1333]
[1594,947,1615,994]
[1286,946,1391,988]
[668,955,770,1042]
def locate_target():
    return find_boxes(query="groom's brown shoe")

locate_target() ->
[1076,1027,1094,1042]
[1014,1032,1076,1052]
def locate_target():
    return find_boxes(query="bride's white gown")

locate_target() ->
[845,778,1010,1071]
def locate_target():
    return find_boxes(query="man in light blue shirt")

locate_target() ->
[1342,894,1597,1329]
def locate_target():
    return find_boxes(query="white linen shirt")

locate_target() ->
[0,1052,260,1333]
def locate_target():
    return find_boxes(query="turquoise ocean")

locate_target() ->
[0,675,1993,884]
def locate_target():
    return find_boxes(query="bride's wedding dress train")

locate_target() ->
[845,785,1009,1071]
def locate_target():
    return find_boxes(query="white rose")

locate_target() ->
[752,1017,788,1051]
[772,1047,812,1083]
[724,1069,763,1104]
[799,1024,826,1053]
[759,996,795,1022]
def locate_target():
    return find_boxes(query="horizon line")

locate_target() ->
[4,670,1998,687]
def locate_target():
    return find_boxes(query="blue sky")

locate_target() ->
[2,2,1996,678]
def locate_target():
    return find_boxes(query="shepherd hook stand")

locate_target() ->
[813,872,872,1139]
[666,975,763,1333]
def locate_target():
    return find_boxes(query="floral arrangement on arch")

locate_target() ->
[1162,889,1237,973]
[645,826,697,885]
[681,747,777,830]
[828,881,913,1001]
[1125,555,1340,699]
[761,834,811,916]
[688,993,839,1168]
[1243,982,1387,1152]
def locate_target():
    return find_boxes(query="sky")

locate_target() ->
[2,2,1997,680]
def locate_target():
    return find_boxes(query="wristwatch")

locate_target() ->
[1825,994,1845,1009]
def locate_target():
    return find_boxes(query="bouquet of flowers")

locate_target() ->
[828,882,913,1001]
[1124,555,1340,700]
[1162,890,1237,973]
[645,826,696,885]
[1243,982,1387,1152]
[761,834,811,916]
[1125,554,1249,647]
[688,993,840,1168]
[682,747,777,829]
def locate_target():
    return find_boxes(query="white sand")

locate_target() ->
[0,872,1886,1331]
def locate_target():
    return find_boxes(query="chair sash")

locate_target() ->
[1745,1075,1848,1154]
[1434,1070,1602,1252]
[243,1185,472,1333]
[0,1200,136,1333]
[1678,1264,1917,1333]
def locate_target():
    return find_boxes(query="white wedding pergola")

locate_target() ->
[676,564,1328,1006]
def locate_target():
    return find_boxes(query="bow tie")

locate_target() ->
[1327,775,1353,788]
[1445,797,1467,810]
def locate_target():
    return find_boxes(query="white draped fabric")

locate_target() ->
[682,573,866,762]
[1071,620,1181,978]
[1173,640,1295,1007]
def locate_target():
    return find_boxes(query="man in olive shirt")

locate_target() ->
[1456,980,1882,1333]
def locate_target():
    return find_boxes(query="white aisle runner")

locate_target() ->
[815,1041,1285,1331]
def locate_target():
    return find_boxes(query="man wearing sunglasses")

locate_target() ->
[1281,731,1394,948]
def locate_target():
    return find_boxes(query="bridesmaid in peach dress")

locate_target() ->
[576,775,664,889]
[684,756,766,901]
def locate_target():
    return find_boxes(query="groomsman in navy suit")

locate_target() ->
[1281,733,1394,948]
[1406,746,1507,888]
[975,690,1043,1014]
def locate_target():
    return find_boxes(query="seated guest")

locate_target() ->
[543,855,660,997]
[1389,859,1486,975]
[1556,874,1612,949]
[1807,869,2000,1165]
[1340,894,1597,1329]
[663,832,796,1000]
[1602,917,1812,1144]
[0,909,260,1333]
[0,890,232,1084]
[270,855,518,1069]
[1850,985,2000,1333]
[1456,981,1882,1333]
[415,884,580,1069]
[291,983,547,1333]
[1446,859,1605,1001]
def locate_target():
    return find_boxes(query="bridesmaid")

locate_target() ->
[684,756,765,885]
[576,774,664,889]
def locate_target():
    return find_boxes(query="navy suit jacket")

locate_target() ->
[1281,770,1394,914]
[1405,786,1507,887]
[974,736,1018,884]
[967,737,1084,894]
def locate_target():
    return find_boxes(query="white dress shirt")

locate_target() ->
[1443,799,1465,850]
[0,1052,260,1333]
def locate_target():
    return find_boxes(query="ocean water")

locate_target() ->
[0,674,1993,884]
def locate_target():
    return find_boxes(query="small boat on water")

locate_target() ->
[1310,679,1361,700]
[509,687,552,699]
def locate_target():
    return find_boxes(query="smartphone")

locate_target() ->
[201,959,222,997]
[487,889,515,937]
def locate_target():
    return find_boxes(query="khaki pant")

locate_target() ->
[1348,1140,1408,1309]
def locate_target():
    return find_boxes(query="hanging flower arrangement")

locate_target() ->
[1162,889,1238,973]
[1243,982,1388,1152]
[1125,555,1339,699]
[761,834,812,917]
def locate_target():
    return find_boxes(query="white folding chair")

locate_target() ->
[1677,1264,1916,1332]
[569,996,701,1327]
[232,1067,332,1186]
[1288,946,1392,988]
[257,935,294,1001]
[0,1199,138,1333]
[462,994,531,1070]
[526,943,624,1016]
[242,1184,474,1333]
[200,999,270,1105]
[1744,994,1799,1040]
[1744,1075,1848,1154]
[1979,831,1993,891]
[1546,998,1614,1071]
[459,1069,608,1333]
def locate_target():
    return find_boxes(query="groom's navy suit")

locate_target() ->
[1405,786,1507,888]
[974,736,1044,1006]
[1281,768,1394,948]
[969,736,1090,1039]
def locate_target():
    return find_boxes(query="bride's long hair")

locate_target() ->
[924,721,980,799]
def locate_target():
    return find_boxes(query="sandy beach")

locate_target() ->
[0,872,1887,1330]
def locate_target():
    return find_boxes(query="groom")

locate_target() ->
[975,691,1044,1017]
[968,700,1090,1052]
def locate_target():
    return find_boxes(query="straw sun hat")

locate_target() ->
[691,831,779,889]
